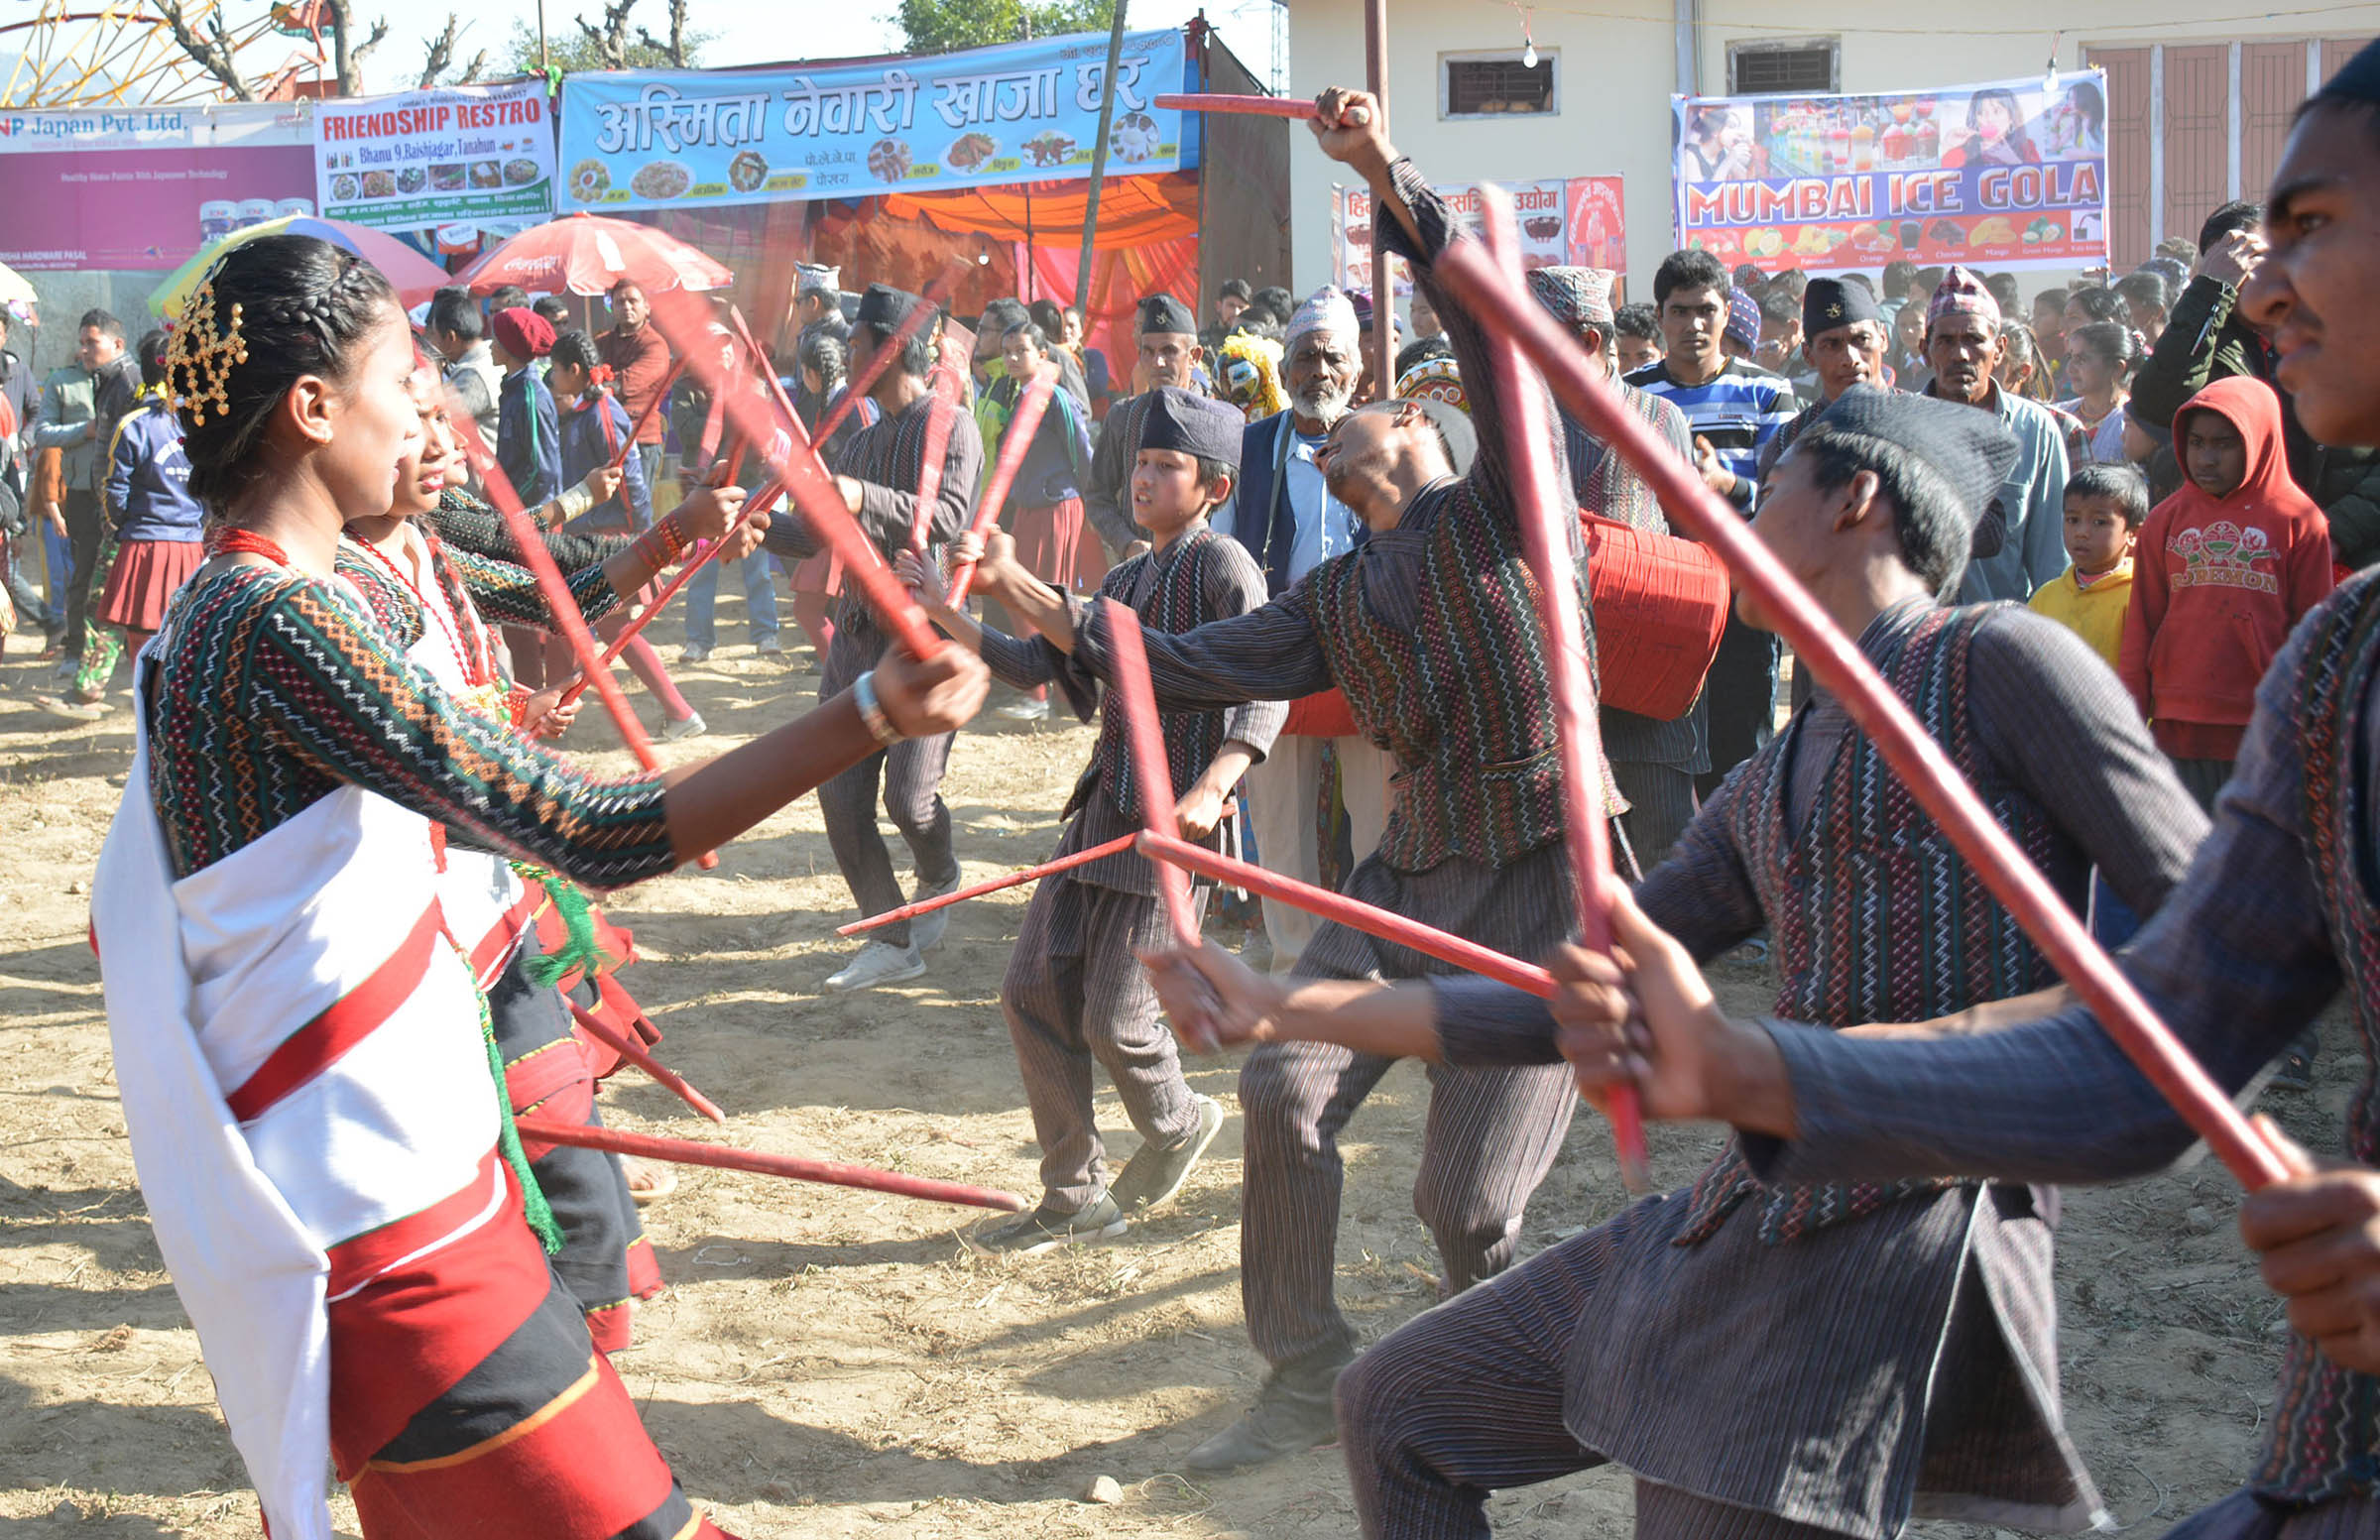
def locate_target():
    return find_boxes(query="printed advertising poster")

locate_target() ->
[1332,176,1624,296]
[558,28,1186,211]
[0,103,313,271]
[315,80,555,233]
[1670,72,2108,273]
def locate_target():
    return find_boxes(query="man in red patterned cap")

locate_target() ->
[490,305,561,509]
[1920,265,2071,601]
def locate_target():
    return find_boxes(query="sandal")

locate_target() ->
[624,1155,678,1206]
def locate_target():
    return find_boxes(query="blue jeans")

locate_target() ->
[41,515,71,614]
[2089,870,2140,948]
[684,549,779,649]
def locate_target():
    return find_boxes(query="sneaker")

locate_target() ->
[1111,1094,1226,1214]
[661,710,707,742]
[756,636,786,659]
[997,695,1051,722]
[1183,1362,1349,1472]
[966,1193,1130,1254]
[824,939,925,992]
[679,643,711,663]
[2271,1026,2320,1093]
[907,871,963,951]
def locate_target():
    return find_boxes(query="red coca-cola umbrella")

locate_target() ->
[452,212,732,298]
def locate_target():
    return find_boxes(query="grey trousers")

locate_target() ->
[1003,873,1204,1210]
[2168,755,2235,815]
[1608,760,1699,878]
[816,729,958,951]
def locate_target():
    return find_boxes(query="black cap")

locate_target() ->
[1137,293,1197,336]
[855,283,924,333]
[1139,386,1245,464]
[1802,276,1882,338]
[1813,385,2017,525]
[2317,37,2380,105]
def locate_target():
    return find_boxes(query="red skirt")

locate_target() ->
[96,537,203,632]
[1011,498,1108,594]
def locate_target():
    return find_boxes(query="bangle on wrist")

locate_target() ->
[851,669,904,748]
[642,512,691,565]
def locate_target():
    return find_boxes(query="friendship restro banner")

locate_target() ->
[1333,176,1626,296]
[314,80,557,234]
[558,29,1190,212]
[1670,72,2109,273]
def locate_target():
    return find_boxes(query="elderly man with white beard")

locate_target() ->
[1213,287,1396,975]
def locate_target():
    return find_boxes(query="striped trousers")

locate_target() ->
[819,637,958,950]
[2164,1492,2380,1539]
[1003,873,1205,1211]
[1606,760,1699,878]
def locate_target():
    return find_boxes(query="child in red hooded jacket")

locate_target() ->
[2118,375,2334,810]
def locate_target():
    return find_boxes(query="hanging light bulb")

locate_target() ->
[1511,4,1539,68]
[1523,37,1539,68]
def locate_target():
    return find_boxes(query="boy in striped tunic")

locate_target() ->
[902,388,1284,1249]
[1143,387,2209,1535]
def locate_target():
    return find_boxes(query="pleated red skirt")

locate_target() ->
[97,538,204,632]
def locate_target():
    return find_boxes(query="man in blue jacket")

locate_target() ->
[490,306,561,510]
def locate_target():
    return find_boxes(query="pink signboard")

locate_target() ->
[0,104,316,271]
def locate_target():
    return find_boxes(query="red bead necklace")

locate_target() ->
[208,527,290,564]
[354,531,492,689]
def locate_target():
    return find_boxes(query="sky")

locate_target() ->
[367,0,1283,92]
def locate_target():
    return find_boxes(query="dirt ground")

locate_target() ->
[0,608,2353,1538]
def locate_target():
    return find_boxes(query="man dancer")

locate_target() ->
[1063,91,1603,1471]
[762,284,984,992]
[1084,294,1203,560]
[1920,267,2071,601]
[1757,276,1893,479]
[1525,265,1702,870]
[1214,285,1394,974]
[1145,387,2206,1537]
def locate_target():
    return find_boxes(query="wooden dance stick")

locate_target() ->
[1154,92,1324,120]
[947,362,1058,607]
[814,258,971,442]
[644,285,941,659]
[567,1001,727,1124]
[513,1115,1028,1211]
[907,368,963,555]
[609,354,686,471]
[1477,187,1649,1193]
[1432,237,2301,1191]
[837,832,1138,935]
[441,412,726,866]
[554,478,787,709]
[1139,831,1555,998]
[1102,601,1201,950]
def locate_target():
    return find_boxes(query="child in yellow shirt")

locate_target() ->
[2027,462,2145,669]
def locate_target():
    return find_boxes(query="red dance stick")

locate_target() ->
[645,286,941,659]
[442,410,725,865]
[610,354,686,471]
[1477,187,1649,1193]
[1154,92,1318,120]
[949,362,1058,607]
[815,258,971,442]
[556,478,786,709]
[837,832,1138,935]
[907,368,962,555]
[1102,600,1200,949]
[1432,237,2299,1190]
[1139,831,1554,997]
[567,1001,727,1124]
[512,1115,1027,1212]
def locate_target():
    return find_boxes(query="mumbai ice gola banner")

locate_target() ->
[0,102,314,271]
[1332,176,1625,295]
[315,79,556,233]
[556,28,1186,211]
[1671,72,2108,273]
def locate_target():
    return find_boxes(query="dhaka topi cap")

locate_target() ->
[1927,265,2001,330]
[1526,266,1616,327]
[491,306,554,360]
[2315,36,2380,105]
[1139,386,1246,465]
[1286,285,1361,345]
[795,262,841,296]
[1803,276,1882,337]
[855,283,925,333]
[1393,355,1470,414]
[1725,288,1762,352]
[1136,292,1198,337]
[1811,383,2018,527]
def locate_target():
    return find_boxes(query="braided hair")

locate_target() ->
[178,234,398,510]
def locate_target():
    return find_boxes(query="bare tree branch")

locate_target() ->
[457,48,487,83]
[633,0,688,65]
[419,13,462,87]
[154,0,257,100]
[576,0,638,69]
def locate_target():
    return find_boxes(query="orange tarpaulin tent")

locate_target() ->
[883,171,1200,247]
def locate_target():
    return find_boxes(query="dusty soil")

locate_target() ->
[0,613,2351,1538]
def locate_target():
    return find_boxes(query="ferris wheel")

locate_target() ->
[0,0,327,107]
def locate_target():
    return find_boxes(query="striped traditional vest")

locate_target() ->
[2259,570,2380,1502]
[1076,529,1237,823]
[1301,484,1596,873]
[834,393,968,634]
[1679,604,2069,1244]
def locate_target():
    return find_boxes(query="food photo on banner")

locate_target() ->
[557,28,1190,210]
[1671,72,2108,273]
[1333,176,1624,295]
[0,102,314,271]
[314,78,557,233]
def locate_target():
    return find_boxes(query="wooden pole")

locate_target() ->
[513,1116,1028,1212]
[566,1001,727,1124]
[948,362,1058,606]
[838,833,1139,935]
[1074,0,1132,311]
[1364,0,1394,393]
[1102,600,1201,948]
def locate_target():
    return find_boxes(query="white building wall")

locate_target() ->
[1284,0,2380,313]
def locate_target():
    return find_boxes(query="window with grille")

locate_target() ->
[1726,40,1840,95]
[1439,51,1558,118]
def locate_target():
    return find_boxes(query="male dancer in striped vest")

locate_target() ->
[1143,384,2209,1534]
[1062,94,1612,1471]
[1083,295,1206,562]
[903,388,1284,1248]
[764,283,985,993]
[1541,42,2380,1538]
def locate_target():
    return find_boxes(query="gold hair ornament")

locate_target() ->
[166,279,248,425]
